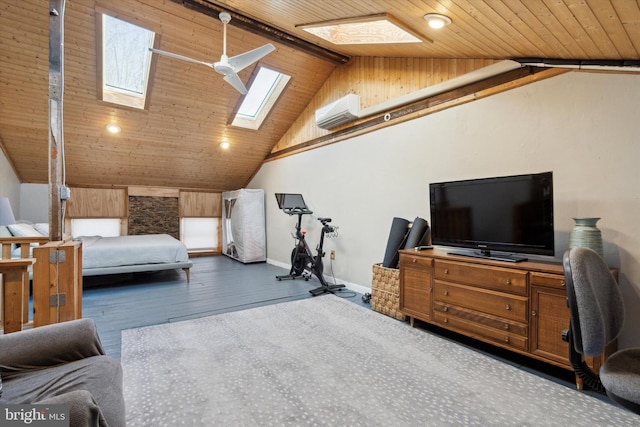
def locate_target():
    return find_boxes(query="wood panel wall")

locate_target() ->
[65,187,127,218]
[271,57,499,154]
[65,187,222,246]
[180,191,222,217]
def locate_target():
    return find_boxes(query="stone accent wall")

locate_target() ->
[128,196,179,239]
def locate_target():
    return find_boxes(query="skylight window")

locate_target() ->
[297,13,427,45]
[232,66,290,130]
[100,14,155,109]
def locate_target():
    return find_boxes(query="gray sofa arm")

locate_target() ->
[0,318,105,372]
[37,390,110,427]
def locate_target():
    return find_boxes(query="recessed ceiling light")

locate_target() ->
[106,124,121,134]
[423,13,452,29]
[297,13,430,45]
[220,141,230,149]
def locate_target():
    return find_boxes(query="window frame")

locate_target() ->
[96,11,157,110]
[231,66,291,130]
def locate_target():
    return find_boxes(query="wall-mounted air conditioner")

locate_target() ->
[315,94,360,129]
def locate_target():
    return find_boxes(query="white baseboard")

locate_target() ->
[267,258,370,295]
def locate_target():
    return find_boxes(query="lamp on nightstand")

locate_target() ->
[0,197,17,225]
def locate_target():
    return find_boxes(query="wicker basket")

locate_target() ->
[371,263,406,321]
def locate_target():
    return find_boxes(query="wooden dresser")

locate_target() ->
[398,248,611,374]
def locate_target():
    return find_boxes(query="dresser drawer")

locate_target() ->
[433,311,529,351]
[434,280,528,323]
[433,301,528,337]
[399,254,434,269]
[434,260,528,295]
[530,272,566,289]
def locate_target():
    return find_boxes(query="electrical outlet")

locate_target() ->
[330,250,336,260]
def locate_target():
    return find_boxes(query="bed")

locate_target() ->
[1,223,192,282]
[77,234,192,282]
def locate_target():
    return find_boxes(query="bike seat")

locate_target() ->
[318,217,332,223]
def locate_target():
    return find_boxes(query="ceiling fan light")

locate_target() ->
[106,124,121,134]
[220,141,230,149]
[424,13,452,29]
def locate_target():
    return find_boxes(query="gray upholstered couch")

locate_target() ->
[0,318,125,426]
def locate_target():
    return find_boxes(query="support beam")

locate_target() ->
[167,0,350,65]
[265,67,568,161]
[48,0,65,240]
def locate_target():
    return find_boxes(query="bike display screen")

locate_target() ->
[275,193,308,211]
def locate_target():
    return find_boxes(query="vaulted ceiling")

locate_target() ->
[1,1,639,191]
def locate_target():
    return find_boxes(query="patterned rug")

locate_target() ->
[121,295,638,426]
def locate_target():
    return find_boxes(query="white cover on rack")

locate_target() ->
[222,189,266,263]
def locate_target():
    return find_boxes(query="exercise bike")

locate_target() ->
[275,193,345,296]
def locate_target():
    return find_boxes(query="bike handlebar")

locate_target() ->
[283,206,313,215]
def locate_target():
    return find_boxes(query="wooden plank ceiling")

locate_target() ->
[1,0,639,191]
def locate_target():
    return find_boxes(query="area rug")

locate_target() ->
[122,295,638,426]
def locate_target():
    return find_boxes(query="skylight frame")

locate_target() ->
[231,66,291,130]
[98,13,156,109]
[296,13,430,45]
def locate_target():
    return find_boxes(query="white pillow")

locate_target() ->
[7,223,45,237]
[0,225,12,238]
[34,223,50,236]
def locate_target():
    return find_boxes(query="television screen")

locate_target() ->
[429,172,554,261]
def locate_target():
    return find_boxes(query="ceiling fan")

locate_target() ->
[149,12,275,95]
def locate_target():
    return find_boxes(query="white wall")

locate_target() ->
[0,153,48,222]
[0,150,21,215]
[249,71,640,348]
[20,183,49,223]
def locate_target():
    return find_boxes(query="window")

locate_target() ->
[231,66,290,130]
[100,14,155,109]
[71,218,121,238]
[297,13,426,45]
[181,218,219,250]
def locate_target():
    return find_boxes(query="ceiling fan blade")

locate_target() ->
[228,44,275,72]
[149,48,213,68]
[223,72,248,95]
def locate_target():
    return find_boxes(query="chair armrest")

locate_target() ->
[0,319,105,372]
[36,390,109,427]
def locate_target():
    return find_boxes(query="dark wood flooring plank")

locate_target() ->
[82,256,363,359]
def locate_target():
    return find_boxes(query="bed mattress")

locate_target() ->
[79,234,190,270]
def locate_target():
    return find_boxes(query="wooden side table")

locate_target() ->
[0,258,35,333]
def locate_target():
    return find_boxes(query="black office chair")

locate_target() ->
[563,247,640,414]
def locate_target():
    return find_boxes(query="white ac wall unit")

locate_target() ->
[315,94,360,129]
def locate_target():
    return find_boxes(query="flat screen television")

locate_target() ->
[429,172,554,262]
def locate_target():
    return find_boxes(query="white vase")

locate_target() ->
[569,217,603,257]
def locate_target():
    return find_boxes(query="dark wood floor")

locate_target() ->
[82,255,365,360]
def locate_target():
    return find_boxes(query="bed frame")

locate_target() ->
[82,261,192,282]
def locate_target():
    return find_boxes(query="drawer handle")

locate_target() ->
[443,318,448,323]
[504,324,510,330]
[443,290,449,296]
[532,310,537,316]
[504,336,510,343]
[505,278,511,285]
[505,304,511,311]
[443,306,449,312]
[444,268,449,274]
[412,258,417,263]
